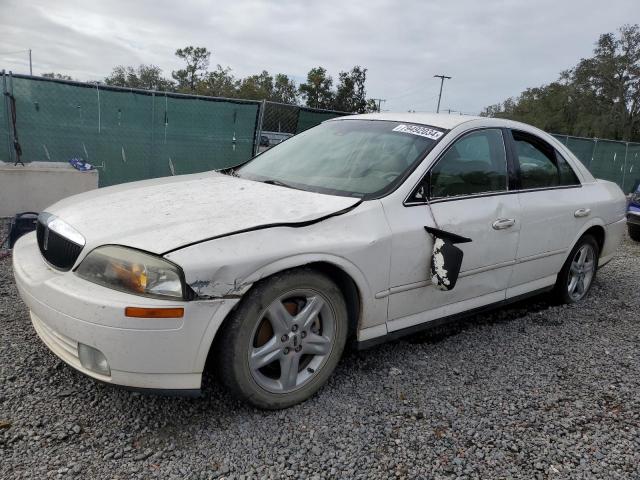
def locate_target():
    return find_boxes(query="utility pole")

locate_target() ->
[28,49,32,76]
[370,98,386,112]
[433,74,451,113]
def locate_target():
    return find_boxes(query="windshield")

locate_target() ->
[238,119,445,198]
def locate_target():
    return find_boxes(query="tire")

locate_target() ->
[554,234,599,304]
[629,224,640,242]
[215,268,348,409]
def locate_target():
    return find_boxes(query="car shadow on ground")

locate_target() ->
[196,291,558,409]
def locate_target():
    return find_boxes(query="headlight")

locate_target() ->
[75,245,185,299]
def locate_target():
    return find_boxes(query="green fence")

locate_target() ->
[296,107,346,134]
[3,74,637,193]
[552,134,640,193]
[1,73,260,186]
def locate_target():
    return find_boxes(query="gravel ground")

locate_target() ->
[1,226,639,479]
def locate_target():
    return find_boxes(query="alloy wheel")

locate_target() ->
[248,289,335,393]
[567,244,596,301]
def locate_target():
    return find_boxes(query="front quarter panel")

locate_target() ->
[165,200,392,332]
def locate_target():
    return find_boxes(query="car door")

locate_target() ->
[507,129,584,297]
[381,128,521,332]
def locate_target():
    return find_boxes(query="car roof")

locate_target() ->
[335,112,482,130]
[329,112,596,184]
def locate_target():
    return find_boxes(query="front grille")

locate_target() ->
[36,220,83,270]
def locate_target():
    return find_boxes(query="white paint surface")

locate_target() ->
[43,171,361,255]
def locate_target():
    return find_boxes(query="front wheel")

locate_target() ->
[215,269,348,409]
[629,224,640,242]
[554,234,599,304]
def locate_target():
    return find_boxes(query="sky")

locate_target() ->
[0,0,638,114]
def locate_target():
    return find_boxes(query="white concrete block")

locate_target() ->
[0,161,98,217]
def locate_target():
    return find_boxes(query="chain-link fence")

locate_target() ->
[1,72,261,186]
[255,101,350,153]
[552,134,640,193]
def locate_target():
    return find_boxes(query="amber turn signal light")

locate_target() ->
[125,307,184,318]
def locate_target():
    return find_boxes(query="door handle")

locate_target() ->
[492,218,515,230]
[574,208,591,218]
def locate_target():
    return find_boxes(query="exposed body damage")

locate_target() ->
[424,226,473,291]
[431,238,449,290]
[166,200,393,330]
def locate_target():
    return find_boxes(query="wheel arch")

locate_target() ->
[583,225,605,254]
[569,219,606,260]
[202,255,369,373]
[304,261,362,341]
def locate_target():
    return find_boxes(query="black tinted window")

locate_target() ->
[556,151,580,185]
[429,129,507,198]
[513,131,579,188]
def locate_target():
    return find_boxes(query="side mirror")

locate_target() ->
[424,226,472,291]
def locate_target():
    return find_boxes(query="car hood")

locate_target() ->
[45,172,361,255]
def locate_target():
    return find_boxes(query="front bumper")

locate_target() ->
[12,233,239,391]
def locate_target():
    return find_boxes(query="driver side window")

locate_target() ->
[429,129,508,199]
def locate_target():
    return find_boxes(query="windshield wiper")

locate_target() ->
[262,179,297,190]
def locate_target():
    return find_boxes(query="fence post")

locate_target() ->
[150,92,155,179]
[95,83,101,134]
[622,142,629,192]
[254,99,266,156]
[8,71,22,165]
[2,70,12,164]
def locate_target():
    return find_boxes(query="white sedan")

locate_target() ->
[13,113,627,409]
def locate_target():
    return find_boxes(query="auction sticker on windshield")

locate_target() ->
[392,124,444,140]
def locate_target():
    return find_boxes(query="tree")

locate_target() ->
[172,46,211,92]
[104,64,174,91]
[482,24,640,141]
[42,72,73,81]
[236,70,274,100]
[272,74,298,104]
[299,67,334,109]
[333,66,368,113]
[198,65,237,97]
[365,98,380,112]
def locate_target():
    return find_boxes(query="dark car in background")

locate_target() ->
[629,181,640,241]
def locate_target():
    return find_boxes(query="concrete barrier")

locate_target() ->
[0,162,98,217]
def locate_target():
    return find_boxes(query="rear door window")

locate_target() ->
[512,130,580,189]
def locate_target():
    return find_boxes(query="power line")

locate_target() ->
[401,93,440,110]
[433,74,452,113]
[0,49,30,56]
[386,84,439,101]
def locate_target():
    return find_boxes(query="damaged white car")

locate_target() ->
[13,113,627,409]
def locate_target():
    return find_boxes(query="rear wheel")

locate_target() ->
[215,269,347,409]
[629,224,640,242]
[554,234,599,304]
